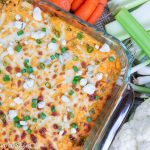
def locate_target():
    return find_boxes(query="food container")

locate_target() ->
[29,0,134,149]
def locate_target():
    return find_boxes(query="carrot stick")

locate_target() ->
[69,0,74,4]
[74,0,100,21]
[48,0,71,11]
[87,0,107,24]
[71,0,85,12]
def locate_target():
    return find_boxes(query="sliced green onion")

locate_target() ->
[45,82,51,89]
[51,38,57,43]
[87,44,94,53]
[17,30,24,36]
[0,102,2,106]
[39,63,45,70]
[71,123,78,129]
[32,118,37,123]
[50,55,55,60]
[55,53,60,59]
[95,95,100,100]
[3,75,10,81]
[54,29,60,38]
[70,112,74,118]
[15,122,21,128]
[32,99,38,108]
[24,59,29,67]
[109,56,115,62]
[77,32,83,40]
[26,66,33,74]
[40,112,46,120]
[21,68,26,74]
[27,129,32,134]
[36,39,42,44]
[72,55,79,61]
[16,44,22,52]
[24,115,31,121]
[72,76,81,85]
[61,47,67,53]
[69,90,74,96]
[13,116,19,122]
[51,105,56,113]
[42,27,46,32]
[73,66,79,72]
[87,116,92,122]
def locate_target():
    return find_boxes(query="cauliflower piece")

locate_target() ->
[110,98,150,150]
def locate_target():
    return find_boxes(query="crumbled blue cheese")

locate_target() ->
[80,78,88,86]
[20,121,28,126]
[61,39,66,47]
[8,110,18,120]
[22,125,28,131]
[48,43,59,53]
[61,95,70,103]
[14,97,23,104]
[37,101,45,109]
[16,73,22,78]
[23,79,34,90]
[100,43,110,52]
[96,73,103,81]
[71,128,77,134]
[83,84,96,95]
[15,14,21,21]
[14,21,26,29]
[31,31,46,39]
[33,7,43,21]
[7,46,14,55]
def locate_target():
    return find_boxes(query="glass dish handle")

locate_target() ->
[99,85,134,150]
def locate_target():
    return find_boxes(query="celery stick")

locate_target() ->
[105,1,150,41]
[108,0,149,15]
[116,9,150,58]
[131,83,150,94]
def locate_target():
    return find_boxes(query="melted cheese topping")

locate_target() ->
[0,1,121,150]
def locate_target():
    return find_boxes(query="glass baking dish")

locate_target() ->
[30,0,134,149]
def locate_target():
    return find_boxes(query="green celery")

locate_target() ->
[116,8,150,58]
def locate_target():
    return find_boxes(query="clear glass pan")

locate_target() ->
[29,0,134,149]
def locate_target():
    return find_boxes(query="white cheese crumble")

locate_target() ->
[31,31,46,39]
[83,84,96,95]
[61,95,70,103]
[59,130,64,136]
[61,39,66,46]
[87,65,94,72]
[33,7,43,21]
[23,79,34,90]
[22,125,28,131]
[14,21,26,30]
[80,78,88,86]
[7,46,14,55]
[8,110,18,120]
[100,43,110,52]
[95,45,99,50]
[48,43,59,53]
[15,14,21,21]
[20,121,28,126]
[16,73,22,78]
[63,115,68,122]
[71,128,77,134]
[14,97,23,104]
[37,101,45,109]
[76,70,82,76]
[96,73,103,81]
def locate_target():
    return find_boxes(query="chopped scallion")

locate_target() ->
[3,75,10,81]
